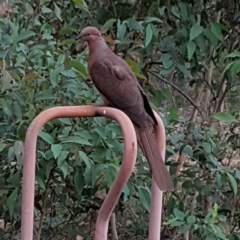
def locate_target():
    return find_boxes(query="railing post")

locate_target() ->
[21,106,137,240]
[148,112,168,240]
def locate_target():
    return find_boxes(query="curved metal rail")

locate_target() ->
[21,106,137,240]
[148,112,167,240]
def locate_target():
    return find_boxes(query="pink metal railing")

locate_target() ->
[20,106,168,240]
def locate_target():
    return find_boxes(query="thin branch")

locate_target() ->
[200,74,216,100]
[190,82,205,123]
[36,165,56,240]
[166,71,176,107]
[110,212,118,240]
[21,50,34,68]
[148,71,203,114]
[108,0,118,19]
[216,87,228,112]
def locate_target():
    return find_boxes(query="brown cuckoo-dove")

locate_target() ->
[77,26,174,191]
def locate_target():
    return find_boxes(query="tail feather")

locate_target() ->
[138,129,174,191]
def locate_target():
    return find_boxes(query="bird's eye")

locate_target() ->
[87,32,90,36]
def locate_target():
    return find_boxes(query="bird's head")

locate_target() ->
[77,26,102,42]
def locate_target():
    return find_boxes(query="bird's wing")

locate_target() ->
[89,59,151,127]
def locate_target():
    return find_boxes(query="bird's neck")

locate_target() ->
[88,38,109,57]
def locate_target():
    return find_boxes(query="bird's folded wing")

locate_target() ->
[89,60,149,127]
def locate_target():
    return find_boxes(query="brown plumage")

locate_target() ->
[78,26,174,191]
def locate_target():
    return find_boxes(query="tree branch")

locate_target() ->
[148,71,203,114]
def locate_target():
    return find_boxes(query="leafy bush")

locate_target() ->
[0,0,240,239]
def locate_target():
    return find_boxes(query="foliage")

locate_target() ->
[0,0,240,239]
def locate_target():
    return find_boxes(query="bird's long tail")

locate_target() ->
[137,128,174,191]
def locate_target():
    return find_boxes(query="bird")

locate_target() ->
[77,26,174,191]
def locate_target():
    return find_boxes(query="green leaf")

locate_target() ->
[78,150,92,168]
[25,2,34,14]
[206,235,216,240]
[182,180,193,190]
[0,69,12,92]
[195,33,207,52]
[178,224,191,234]
[174,208,185,220]
[229,61,240,77]
[36,176,46,190]
[102,19,117,31]
[59,27,73,35]
[176,63,188,75]
[0,99,12,116]
[59,118,72,125]
[145,17,162,23]
[8,172,21,188]
[7,189,18,219]
[208,155,219,166]
[9,21,18,44]
[235,170,240,180]
[51,144,62,159]
[84,165,92,185]
[183,145,193,157]
[187,41,196,61]
[171,6,180,19]
[179,2,188,21]
[126,58,140,73]
[92,127,106,139]
[124,18,143,30]
[17,30,36,42]
[44,159,54,179]
[61,136,92,146]
[160,88,171,101]
[222,62,234,75]
[171,133,182,144]
[59,39,75,46]
[204,27,218,47]
[57,150,69,166]
[225,51,240,58]
[54,3,62,21]
[70,60,88,77]
[39,131,54,145]
[211,23,223,41]
[117,20,127,40]
[163,217,178,225]
[218,215,226,222]
[138,186,151,212]
[14,141,23,155]
[171,220,185,227]
[145,24,153,47]
[213,112,237,123]
[221,173,228,186]
[0,142,6,152]
[73,171,84,196]
[71,0,83,7]
[227,172,237,195]
[187,215,196,225]
[34,92,57,101]
[104,164,118,187]
[160,53,173,69]
[41,6,52,13]
[213,202,218,213]
[92,165,104,187]
[189,24,203,41]
[50,67,60,87]
[202,142,212,154]
[59,161,68,178]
